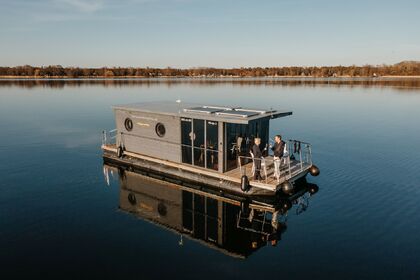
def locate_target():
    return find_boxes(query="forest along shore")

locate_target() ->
[2,76,420,79]
[1,61,420,78]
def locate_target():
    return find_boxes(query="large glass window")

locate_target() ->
[224,118,269,172]
[206,121,218,170]
[193,119,205,167]
[181,118,192,165]
[181,118,219,170]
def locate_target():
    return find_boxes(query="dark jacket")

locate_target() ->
[252,144,262,158]
[271,140,285,157]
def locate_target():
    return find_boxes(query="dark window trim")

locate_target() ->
[124,118,133,131]
[155,122,166,137]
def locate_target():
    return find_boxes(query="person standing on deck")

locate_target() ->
[252,138,263,181]
[271,135,285,182]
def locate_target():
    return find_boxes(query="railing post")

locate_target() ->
[306,144,309,163]
[287,142,291,179]
[102,130,107,145]
[299,144,303,170]
[309,145,312,165]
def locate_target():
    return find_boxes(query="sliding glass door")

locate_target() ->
[224,118,269,172]
[206,121,218,170]
[181,118,192,165]
[181,118,218,171]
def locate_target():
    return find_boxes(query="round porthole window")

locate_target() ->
[124,118,133,131]
[155,123,166,137]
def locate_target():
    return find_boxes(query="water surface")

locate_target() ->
[0,79,419,279]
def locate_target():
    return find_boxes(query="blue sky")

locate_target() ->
[1,0,419,67]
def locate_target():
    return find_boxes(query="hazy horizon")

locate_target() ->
[2,61,420,69]
[1,0,420,67]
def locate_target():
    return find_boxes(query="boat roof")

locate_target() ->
[113,101,292,124]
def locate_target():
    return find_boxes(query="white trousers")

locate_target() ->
[273,156,281,180]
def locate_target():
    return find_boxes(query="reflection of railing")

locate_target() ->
[237,140,312,184]
[102,129,117,145]
[236,209,280,236]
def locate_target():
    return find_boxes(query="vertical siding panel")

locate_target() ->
[114,109,181,162]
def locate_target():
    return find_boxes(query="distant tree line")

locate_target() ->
[1,61,420,78]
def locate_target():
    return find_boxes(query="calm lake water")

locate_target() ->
[0,78,419,279]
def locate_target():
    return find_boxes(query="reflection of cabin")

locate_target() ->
[116,168,287,258]
[112,101,292,173]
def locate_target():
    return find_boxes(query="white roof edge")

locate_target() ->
[112,101,292,123]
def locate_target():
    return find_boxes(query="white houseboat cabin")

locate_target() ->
[102,101,319,196]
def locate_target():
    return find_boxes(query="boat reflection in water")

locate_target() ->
[103,164,319,259]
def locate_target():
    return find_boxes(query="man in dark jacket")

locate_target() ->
[252,138,263,180]
[271,135,285,158]
[271,135,285,181]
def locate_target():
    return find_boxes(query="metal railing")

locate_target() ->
[102,129,117,145]
[237,140,312,184]
[288,139,312,167]
[236,209,277,236]
[101,129,313,185]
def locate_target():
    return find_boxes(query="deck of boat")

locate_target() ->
[102,144,310,194]
[225,156,311,186]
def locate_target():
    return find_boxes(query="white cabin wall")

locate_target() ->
[114,109,181,162]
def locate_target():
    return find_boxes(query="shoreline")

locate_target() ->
[1,75,420,79]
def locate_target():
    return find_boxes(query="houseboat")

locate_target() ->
[103,164,319,259]
[102,101,319,196]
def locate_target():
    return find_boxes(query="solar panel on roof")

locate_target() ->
[203,105,235,110]
[235,108,267,114]
[215,110,260,118]
[183,107,224,114]
[181,105,282,119]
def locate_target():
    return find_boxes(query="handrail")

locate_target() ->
[288,139,311,145]
[236,210,276,236]
[102,128,313,186]
[237,139,312,184]
[102,129,118,145]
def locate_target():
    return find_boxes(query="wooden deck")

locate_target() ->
[102,144,310,194]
